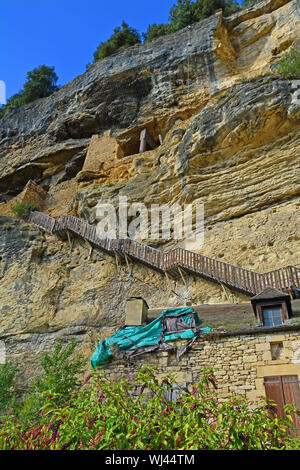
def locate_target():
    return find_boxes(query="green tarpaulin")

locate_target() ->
[91,307,211,368]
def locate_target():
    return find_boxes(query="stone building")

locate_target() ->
[103,294,300,436]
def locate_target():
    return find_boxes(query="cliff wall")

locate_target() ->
[0,0,299,388]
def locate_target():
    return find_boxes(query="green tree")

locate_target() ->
[0,65,59,120]
[30,340,85,402]
[193,0,225,21]
[168,0,236,33]
[93,21,141,62]
[0,92,27,119]
[22,65,59,103]
[169,0,197,33]
[142,23,171,42]
[17,340,86,424]
[223,0,240,16]
[242,0,261,7]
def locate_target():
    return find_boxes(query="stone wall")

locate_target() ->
[0,180,46,216]
[103,327,300,404]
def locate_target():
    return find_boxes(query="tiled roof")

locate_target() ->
[250,287,290,301]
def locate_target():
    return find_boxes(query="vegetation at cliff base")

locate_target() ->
[0,65,59,119]
[1,361,300,450]
[0,340,85,426]
[0,362,18,416]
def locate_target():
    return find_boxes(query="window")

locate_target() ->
[262,306,283,327]
[270,342,283,360]
[163,382,188,402]
[250,287,292,327]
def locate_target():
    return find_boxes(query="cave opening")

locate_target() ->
[118,128,162,158]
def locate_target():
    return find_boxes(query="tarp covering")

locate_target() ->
[91,307,211,368]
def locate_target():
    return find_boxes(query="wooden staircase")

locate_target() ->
[27,211,300,298]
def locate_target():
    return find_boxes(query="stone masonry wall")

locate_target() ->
[103,328,300,404]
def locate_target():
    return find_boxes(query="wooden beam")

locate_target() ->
[85,239,94,260]
[124,253,133,276]
[178,266,187,286]
[66,230,73,253]
[113,250,122,275]
[218,280,234,303]
[165,272,172,289]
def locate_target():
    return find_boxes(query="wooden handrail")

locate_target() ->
[27,211,300,297]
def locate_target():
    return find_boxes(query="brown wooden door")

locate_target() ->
[264,375,300,437]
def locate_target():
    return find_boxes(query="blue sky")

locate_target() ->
[0,0,242,101]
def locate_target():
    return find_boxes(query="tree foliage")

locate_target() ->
[93,21,141,62]
[142,23,171,43]
[0,65,59,119]
[1,367,300,450]
[143,0,240,43]
[22,65,59,103]
[168,0,198,33]
[0,362,19,417]
[1,340,85,426]
[241,0,261,7]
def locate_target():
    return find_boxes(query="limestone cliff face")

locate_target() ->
[0,0,298,195]
[0,0,299,388]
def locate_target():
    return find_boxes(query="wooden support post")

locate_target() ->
[85,239,93,261]
[218,281,234,303]
[124,253,133,276]
[165,271,172,290]
[113,250,122,275]
[178,266,187,286]
[66,230,73,253]
[54,234,61,251]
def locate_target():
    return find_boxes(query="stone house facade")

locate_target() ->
[103,295,300,435]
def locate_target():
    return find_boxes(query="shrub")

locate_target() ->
[16,340,86,425]
[276,48,300,79]
[1,367,299,450]
[93,22,141,62]
[142,23,171,43]
[0,362,19,417]
[0,93,27,119]
[30,340,85,402]
[11,202,36,220]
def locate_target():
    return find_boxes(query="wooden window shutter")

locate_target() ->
[281,375,300,437]
[264,375,300,437]
[264,376,285,418]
